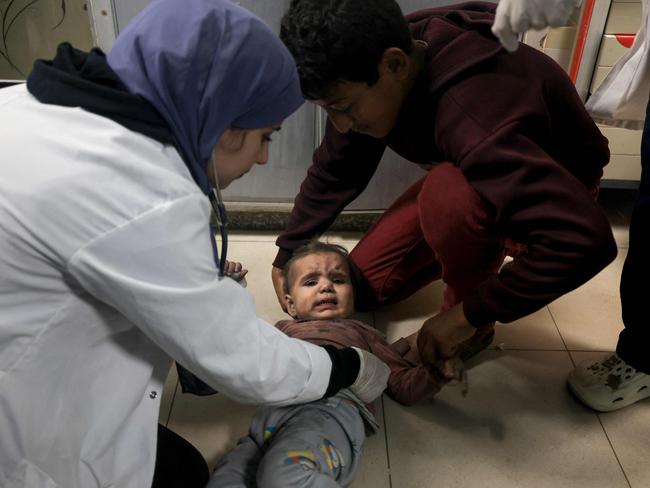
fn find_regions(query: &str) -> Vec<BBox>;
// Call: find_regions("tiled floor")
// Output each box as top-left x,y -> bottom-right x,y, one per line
160,190 -> 650,487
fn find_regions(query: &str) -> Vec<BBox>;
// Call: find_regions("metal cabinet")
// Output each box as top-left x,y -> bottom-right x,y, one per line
219,0 -> 317,204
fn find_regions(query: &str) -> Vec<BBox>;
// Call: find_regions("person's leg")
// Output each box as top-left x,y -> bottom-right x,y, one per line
416,163 -> 506,314
351,163 -> 506,313
568,94 -> 650,412
255,397 -> 366,488
350,175 -> 441,310
208,435 -> 262,488
617,94 -> 650,374
152,424 -> 209,488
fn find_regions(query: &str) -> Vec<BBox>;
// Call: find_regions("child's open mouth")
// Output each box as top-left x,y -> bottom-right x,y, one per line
315,298 -> 338,308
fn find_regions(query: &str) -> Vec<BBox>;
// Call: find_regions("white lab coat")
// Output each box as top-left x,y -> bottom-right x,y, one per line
585,0 -> 650,128
0,84 -> 331,487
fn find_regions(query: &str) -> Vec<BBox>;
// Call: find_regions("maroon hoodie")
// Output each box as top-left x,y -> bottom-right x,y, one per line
275,2 -> 616,325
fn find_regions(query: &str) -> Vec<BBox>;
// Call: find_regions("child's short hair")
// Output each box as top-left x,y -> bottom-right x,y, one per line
283,240 -> 362,295
280,0 -> 412,100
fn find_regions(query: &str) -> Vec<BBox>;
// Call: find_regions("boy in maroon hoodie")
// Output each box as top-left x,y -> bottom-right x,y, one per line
272,0 -> 617,374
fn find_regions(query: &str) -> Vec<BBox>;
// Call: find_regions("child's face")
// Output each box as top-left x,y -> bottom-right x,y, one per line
285,252 -> 355,320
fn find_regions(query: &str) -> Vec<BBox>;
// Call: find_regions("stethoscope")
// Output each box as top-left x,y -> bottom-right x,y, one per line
208,156 -> 228,277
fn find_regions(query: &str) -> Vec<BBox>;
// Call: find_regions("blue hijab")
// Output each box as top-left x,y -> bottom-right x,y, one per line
106,0 -> 304,193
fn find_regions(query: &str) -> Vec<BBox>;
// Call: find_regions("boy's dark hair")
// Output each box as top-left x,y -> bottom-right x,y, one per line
283,240 -> 362,295
280,0 -> 413,100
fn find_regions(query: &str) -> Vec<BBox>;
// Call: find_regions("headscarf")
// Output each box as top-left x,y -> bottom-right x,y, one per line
106,0 -> 304,193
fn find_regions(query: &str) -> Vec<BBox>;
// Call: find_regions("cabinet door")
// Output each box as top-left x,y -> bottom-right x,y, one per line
219,0 -> 317,203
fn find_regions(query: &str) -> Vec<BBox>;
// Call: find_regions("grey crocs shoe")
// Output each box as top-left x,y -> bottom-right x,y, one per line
567,353 -> 650,412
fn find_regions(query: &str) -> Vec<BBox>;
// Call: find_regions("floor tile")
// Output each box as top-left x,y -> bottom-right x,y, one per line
602,200 -> 631,249
610,219 -> 630,249
548,248 -> 627,352
375,281 -> 565,351
167,392 -> 257,470
570,352 -> 650,488
374,281 -> 445,344
226,240 -> 290,325
228,230 -> 280,243
384,350 -> 628,488
494,307 -> 566,351
352,398 -> 390,488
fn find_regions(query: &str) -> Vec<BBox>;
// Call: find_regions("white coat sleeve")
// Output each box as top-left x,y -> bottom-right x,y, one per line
66,194 -> 332,406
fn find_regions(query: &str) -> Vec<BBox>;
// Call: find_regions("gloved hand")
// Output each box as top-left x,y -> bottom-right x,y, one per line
348,347 -> 390,403
492,0 -> 581,52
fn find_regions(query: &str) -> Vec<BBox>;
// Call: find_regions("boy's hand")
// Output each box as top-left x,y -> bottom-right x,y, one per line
435,356 -> 469,397
271,265 -> 288,312
224,260 -> 248,285
417,303 -> 476,379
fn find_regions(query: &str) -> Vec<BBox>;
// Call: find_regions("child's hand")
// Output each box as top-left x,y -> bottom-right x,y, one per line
224,260 -> 248,286
435,356 -> 468,397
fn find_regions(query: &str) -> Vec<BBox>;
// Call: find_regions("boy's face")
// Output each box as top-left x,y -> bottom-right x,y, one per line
315,48 -> 410,139
285,252 -> 355,320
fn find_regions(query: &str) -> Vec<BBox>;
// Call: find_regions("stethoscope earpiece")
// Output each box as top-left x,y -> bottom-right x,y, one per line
209,157 -> 229,277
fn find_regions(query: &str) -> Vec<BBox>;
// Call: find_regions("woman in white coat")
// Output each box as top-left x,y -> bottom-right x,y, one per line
0,0 -> 389,486
493,0 -> 650,412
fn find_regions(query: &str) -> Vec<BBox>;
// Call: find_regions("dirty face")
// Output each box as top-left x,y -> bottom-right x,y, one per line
285,252 -> 355,320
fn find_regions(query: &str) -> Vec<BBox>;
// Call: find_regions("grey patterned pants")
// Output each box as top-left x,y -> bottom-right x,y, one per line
208,392 -> 366,487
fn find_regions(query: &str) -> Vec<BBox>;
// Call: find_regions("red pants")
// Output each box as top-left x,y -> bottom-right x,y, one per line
351,163 -> 514,313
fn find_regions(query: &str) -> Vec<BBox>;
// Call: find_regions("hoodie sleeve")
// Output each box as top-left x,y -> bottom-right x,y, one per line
451,119 -> 617,325
364,330 -> 443,406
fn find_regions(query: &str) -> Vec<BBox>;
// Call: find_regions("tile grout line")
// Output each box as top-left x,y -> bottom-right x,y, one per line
595,413 -> 633,488
372,309 -> 394,487
546,306 -> 576,366
547,304 -> 631,487
380,394 -> 393,488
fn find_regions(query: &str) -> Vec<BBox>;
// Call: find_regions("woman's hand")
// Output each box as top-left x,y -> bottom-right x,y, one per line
271,265 -> 288,312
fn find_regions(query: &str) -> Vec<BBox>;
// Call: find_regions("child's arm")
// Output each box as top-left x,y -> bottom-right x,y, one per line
386,361 -> 445,406
365,332 -> 446,406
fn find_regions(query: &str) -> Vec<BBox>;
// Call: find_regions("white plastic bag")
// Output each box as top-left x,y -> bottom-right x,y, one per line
585,0 -> 650,129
